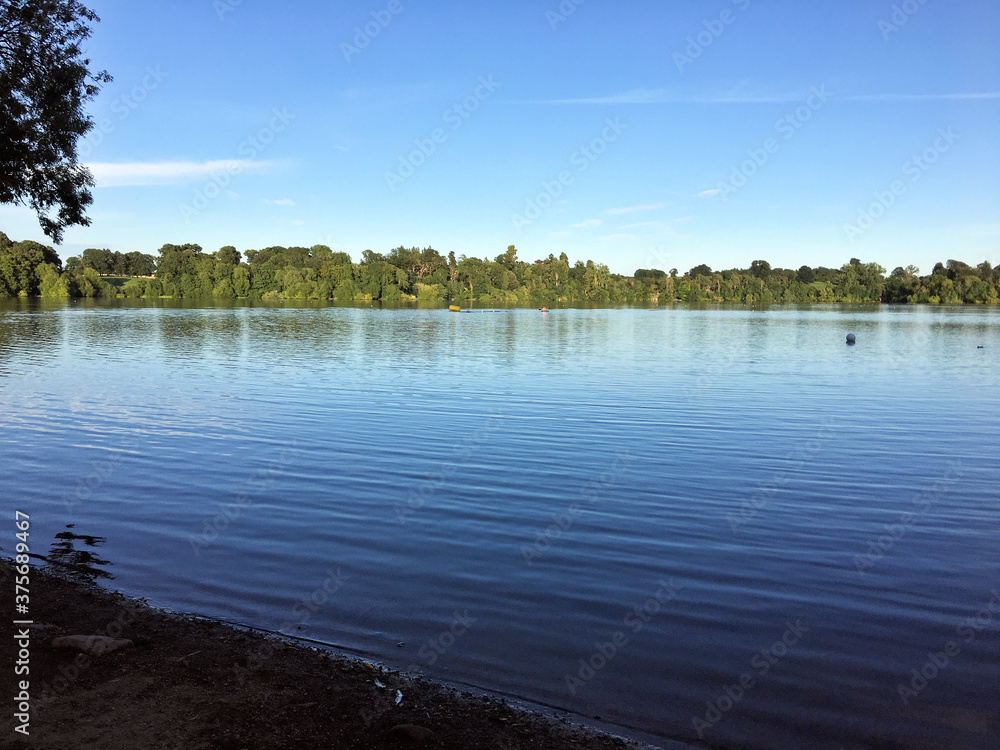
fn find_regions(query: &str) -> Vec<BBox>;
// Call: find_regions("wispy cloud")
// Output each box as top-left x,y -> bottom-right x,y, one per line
537,88 -> 676,105
535,88 -> 1000,105
86,160 -> 279,187
598,233 -> 636,243
535,88 -> 803,105
605,203 -> 669,216
696,189 -> 722,198
572,219 -> 603,228
264,198 -> 296,207
619,221 -> 662,229
839,92 -> 1000,101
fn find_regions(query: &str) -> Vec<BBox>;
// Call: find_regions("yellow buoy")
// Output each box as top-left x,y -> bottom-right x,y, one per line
449,305 -> 461,312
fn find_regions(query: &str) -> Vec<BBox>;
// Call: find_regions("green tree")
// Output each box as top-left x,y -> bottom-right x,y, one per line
0,0 -> 111,242
230,264 -> 251,297
689,264 -> 712,278
71,265 -> 112,297
81,247 -> 112,273
37,261 -> 70,296
124,251 -> 155,276
215,245 -> 241,265
495,245 -> 518,271
0,239 -> 62,295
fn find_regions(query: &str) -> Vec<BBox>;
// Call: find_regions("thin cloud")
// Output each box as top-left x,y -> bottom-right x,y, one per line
619,221 -> 662,229
839,92 -> 1000,101
598,233 -> 636,243
605,203 -> 669,216
572,219 -> 603,228
696,189 -> 722,198
535,89 -> 802,105
537,88 -> 675,105
536,88 -> 1000,105
86,160 -> 278,187
264,198 -> 296,207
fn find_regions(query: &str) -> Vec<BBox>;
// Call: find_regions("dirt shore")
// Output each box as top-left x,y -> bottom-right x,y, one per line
1,559 -> 675,750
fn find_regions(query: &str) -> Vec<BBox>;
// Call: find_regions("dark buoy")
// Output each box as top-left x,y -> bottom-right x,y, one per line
846,333 -> 856,345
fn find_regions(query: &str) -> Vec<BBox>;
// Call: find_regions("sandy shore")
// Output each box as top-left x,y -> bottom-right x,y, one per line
1,559 -> 686,750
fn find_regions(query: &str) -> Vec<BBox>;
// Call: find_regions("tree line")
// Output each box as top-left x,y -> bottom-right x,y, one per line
1,232 -> 998,305
70,248 -> 157,277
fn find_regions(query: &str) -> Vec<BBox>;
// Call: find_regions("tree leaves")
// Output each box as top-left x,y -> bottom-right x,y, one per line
0,0 -> 110,242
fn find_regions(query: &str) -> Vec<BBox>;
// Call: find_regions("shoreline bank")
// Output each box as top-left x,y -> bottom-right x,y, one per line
1,559 -> 696,750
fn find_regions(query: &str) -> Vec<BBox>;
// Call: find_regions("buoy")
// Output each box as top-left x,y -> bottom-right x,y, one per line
448,305 -> 461,312
846,333 -> 856,345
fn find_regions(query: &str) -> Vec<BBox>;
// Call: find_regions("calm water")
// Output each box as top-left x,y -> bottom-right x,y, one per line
2,300 -> 998,749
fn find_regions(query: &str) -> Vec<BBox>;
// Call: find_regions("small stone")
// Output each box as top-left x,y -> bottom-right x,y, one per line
387,723 -> 435,743
51,635 -> 133,655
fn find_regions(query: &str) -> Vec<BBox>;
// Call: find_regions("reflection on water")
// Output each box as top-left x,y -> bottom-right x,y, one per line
43,525 -> 113,582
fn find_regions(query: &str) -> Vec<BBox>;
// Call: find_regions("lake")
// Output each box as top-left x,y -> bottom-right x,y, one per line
1,299 -> 998,749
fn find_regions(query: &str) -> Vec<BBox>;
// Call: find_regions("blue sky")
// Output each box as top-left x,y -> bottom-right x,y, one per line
3,0 -> 998,275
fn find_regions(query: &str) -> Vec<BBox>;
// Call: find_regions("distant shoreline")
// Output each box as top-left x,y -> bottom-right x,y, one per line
3,234 -> 997,305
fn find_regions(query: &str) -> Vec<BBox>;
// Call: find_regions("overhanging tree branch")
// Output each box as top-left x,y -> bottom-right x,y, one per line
0,0 -> 111,243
